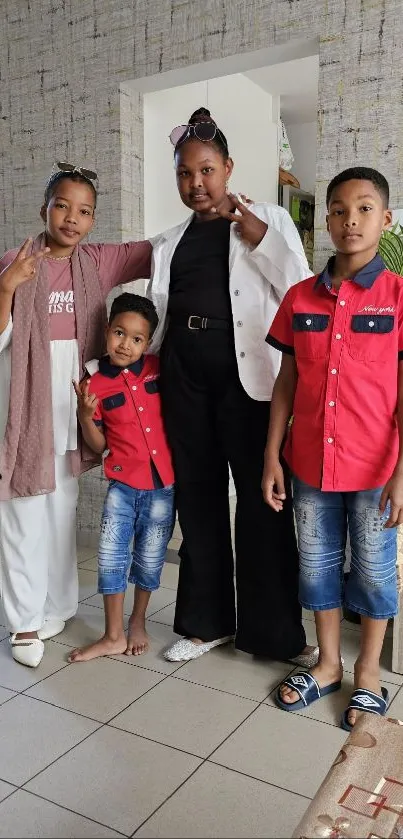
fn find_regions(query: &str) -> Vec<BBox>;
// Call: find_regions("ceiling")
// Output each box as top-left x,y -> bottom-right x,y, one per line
244,54 -> 319,125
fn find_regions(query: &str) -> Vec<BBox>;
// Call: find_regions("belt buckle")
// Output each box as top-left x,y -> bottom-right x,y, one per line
188,315 -> 207,330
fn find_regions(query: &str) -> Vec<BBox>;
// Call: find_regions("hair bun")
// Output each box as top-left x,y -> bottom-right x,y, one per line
188,107 -> 215,125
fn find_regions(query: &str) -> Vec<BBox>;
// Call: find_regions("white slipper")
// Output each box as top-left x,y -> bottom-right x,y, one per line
10,635 -> 44,668
290,646 -> 320,668
38,618 -> 66,641
290,647 -> 344,668
164,636 -> 234,662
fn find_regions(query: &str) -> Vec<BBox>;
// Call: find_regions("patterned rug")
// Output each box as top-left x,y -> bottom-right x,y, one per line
294,713 -> 403,838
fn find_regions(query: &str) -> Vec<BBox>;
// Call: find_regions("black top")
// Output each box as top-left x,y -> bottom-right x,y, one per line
168,216 -> 232,320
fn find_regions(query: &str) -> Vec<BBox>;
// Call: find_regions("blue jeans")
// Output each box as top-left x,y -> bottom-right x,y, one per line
293,477 -> 397,619
98,480 -> 175,595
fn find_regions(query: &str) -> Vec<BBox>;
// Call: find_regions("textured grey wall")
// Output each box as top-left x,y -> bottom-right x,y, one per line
1,0 -> 403,268
1,0 -> 402,540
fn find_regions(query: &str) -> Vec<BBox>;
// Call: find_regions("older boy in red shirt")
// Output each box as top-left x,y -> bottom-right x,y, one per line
263,167 -> 403,730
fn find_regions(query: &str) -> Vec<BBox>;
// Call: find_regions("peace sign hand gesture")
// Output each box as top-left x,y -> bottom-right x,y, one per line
213,193 -> 268,248
73,378 -> 99,421
0,238 -> 50,295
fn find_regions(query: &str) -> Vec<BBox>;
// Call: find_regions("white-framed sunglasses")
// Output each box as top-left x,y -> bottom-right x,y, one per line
169,122 -> 227,150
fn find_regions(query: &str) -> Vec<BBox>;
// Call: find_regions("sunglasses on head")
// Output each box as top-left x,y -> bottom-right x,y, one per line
56,161 -> 98,181
169,122 -> 227,149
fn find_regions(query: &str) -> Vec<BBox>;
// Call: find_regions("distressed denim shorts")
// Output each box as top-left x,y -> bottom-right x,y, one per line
293,477 -> 397,619
98,480 -> 175,595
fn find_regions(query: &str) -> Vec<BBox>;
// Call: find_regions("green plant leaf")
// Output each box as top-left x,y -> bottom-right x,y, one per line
379,226 -> 403,276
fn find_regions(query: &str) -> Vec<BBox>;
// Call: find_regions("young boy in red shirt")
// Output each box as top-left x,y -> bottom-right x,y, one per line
263,167 -> 403,729
69,293 -> 175,662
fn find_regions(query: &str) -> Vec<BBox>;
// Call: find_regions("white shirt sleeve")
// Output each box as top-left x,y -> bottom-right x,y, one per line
248,208 -> 313,302
0,315 -> 12,353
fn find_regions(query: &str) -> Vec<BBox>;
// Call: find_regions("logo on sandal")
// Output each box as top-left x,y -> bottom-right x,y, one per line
291,675 -> 308,688
354,694 -> 380,708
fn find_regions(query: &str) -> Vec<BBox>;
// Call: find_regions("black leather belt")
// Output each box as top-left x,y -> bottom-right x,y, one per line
170,315 -> 232,331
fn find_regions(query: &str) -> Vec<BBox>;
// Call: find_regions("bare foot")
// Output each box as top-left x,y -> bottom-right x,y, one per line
347,663 -> 382,728
125,619 -> 149,656
279,660 -> 343,705
68,634 -> 127,662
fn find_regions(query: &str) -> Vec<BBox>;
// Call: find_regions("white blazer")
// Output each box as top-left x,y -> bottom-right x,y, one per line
147,203 -> 313,401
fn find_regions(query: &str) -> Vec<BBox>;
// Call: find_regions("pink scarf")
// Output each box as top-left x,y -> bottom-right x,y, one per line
0,233 -> 106,499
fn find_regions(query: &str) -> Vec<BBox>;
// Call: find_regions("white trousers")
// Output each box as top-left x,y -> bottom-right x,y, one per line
0,455 -> 79,633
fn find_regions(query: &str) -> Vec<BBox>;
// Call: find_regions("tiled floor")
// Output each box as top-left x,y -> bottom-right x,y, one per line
0,545 -> 402,838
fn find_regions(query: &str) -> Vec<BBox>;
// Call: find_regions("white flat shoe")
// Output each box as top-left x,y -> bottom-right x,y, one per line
290,646 -> 320,668
289,647 -> 344,668
10,635 -> 44,668
38,618 -> 66,641
164,636 -> 234,662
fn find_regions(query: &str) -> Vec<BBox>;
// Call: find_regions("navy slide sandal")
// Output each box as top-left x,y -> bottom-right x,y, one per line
275,671 -> 342,712
341,686 -> 389,732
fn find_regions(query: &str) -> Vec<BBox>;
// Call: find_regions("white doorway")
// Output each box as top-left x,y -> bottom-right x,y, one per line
121,37 -> 320,241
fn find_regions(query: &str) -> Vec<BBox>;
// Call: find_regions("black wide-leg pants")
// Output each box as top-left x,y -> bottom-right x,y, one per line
160,327 -> 306,660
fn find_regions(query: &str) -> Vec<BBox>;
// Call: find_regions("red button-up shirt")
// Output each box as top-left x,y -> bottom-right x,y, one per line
90,354 -> 174,490
267,256 -> 403,491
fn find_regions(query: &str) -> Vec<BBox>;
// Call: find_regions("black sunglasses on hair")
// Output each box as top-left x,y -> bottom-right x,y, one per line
56,161 -> 98,181
169,122 -> 227,150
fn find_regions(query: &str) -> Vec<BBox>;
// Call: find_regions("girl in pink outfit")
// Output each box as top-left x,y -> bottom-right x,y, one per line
0,164 -> 151,667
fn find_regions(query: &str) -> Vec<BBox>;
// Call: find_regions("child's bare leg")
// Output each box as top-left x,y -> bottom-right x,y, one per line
68,593 -> 127,662
280,608 -> 343,703
126,587 -> 151,656
347,616 -> 388,727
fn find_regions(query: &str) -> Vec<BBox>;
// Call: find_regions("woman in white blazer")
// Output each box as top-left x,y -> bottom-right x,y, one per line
147,107 -> 318,666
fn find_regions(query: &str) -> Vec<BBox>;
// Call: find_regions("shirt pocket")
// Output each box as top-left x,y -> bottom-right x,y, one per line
102,392 -> 126,410
101,392 -> 134,426
292,313 -> 330,359
348,314 -> 395,362
144,379 -> 160,395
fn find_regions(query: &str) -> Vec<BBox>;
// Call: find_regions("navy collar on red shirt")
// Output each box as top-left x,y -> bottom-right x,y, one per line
98,355 -> 145,379
315,253 -> 385,291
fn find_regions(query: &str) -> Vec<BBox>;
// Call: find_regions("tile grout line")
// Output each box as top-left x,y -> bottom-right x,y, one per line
17,720 -> 109,793
170,670 -> 270,702
129,673 -> 308,837
387,679 -> 403,711
129,761 -> 208,838
205,757 -> 317,802
131,681 -> 271,835
0,786 -> 130,837
103,659 -> 244,728
0,659 -> 73,698
18,692 -> 113,726
18,655 -> 185,727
